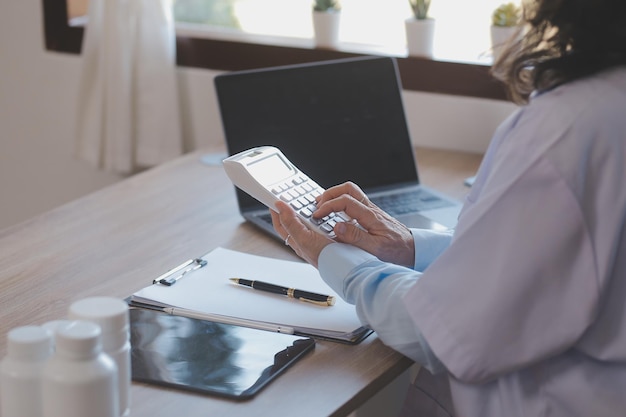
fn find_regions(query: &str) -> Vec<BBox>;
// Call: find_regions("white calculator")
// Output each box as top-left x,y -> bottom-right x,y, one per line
223,146 -> 352,238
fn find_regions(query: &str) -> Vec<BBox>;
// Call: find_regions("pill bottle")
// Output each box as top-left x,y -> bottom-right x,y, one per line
68,296 -> 131,416
41,320 -> 71,345
0,325 -> 53,417
42,320 -> 71,333
41,320 -> 118,417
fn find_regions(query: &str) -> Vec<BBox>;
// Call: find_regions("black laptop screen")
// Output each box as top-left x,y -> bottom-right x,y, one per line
215,56 -> 420,210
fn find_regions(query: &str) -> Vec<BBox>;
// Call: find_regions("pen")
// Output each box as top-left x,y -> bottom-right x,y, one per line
162,306 -> 295,334
229,278 -> 336,306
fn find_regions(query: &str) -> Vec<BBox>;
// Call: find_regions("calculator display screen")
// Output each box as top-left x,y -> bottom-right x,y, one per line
246,153 -> 294,185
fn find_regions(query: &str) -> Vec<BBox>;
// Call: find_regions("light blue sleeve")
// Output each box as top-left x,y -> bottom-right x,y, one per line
411,228 -> 454,271
318,243 -> 447,374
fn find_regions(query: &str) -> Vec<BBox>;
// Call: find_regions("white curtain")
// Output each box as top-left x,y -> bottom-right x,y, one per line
75,0 -> 182,174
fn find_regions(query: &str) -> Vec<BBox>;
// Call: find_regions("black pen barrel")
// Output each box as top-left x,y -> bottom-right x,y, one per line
252,280 -> 289,296
237,278 -> 333,305
292,289 -> 329,302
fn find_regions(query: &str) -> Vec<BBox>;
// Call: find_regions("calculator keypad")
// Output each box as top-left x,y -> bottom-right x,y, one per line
271,175 -> 350,238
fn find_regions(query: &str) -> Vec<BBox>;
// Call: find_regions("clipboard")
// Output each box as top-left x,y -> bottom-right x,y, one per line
128,247 -> 372,344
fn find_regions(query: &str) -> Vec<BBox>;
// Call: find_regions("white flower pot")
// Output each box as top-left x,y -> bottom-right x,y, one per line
405,18 -> 435,58
490,25 -> 519,61
312,10 -> 341,48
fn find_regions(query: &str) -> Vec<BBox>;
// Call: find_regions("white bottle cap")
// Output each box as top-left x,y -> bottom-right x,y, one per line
68,297 -> 129,350
42,320 -> 72,336
55,321 -> 102,360
7,326 -> 52,361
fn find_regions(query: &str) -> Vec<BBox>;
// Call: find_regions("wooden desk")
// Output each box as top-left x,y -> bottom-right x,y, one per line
0,147 -> 482,417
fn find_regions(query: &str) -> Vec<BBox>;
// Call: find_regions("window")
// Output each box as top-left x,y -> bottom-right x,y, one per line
47,0 -> 509,101
69,0 -> 520,63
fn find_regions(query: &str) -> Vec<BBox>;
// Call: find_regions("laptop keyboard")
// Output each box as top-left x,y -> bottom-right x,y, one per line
369,189 -> 453,215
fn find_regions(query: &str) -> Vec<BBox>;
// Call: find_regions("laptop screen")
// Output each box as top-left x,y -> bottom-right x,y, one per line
215,56 -> 420,211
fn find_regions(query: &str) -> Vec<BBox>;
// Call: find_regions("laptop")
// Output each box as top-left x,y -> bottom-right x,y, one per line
214,56 -> 462,241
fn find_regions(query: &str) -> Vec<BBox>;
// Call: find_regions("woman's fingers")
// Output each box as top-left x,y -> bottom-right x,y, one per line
317,182 -> 367,207
314,193 -> 381,232
314,185 -> 416,266
271,201 -> 333,267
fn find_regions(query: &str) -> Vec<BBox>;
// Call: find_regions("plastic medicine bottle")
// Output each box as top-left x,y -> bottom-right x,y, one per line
68,296 -> 131,417
41,320 -> 119,417
0,325 -> 53,417
41,320 -> 71,340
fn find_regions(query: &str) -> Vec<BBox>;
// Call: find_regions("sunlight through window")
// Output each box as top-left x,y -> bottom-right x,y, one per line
68,0 -> 522,63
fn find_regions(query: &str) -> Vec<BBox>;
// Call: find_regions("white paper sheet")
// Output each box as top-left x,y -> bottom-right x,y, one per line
131,248 -> 364,335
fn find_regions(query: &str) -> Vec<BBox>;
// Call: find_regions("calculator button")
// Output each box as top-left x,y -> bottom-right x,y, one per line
337,212 -> 351,221
311,217 -> 324,225
300,207 -> 313,218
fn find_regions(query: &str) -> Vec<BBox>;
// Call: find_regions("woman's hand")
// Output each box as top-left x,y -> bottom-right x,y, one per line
315,182 -> 415,267
272,181 -> 415,268
270,201 -> 334,268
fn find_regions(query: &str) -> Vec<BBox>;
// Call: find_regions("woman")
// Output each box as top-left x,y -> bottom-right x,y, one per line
271,0 -> 626,416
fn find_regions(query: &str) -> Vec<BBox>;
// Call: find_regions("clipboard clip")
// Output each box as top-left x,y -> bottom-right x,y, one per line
153,258 -> 207,286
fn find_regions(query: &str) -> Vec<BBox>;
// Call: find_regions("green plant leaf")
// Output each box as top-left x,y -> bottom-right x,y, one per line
492,2 -> 521,27
408,0 -> 431,20
313,0 -> 341,12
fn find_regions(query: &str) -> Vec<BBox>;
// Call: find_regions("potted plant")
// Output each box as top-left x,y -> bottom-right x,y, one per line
405,0 -> 435,58
312,0 -> 341,48
490,2 -> 522,61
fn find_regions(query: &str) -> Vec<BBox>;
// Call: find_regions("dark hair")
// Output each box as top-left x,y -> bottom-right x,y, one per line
491,0 -> 626,104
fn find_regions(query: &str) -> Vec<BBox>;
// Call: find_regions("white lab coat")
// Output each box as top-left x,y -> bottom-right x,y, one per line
318,66 -> 626,417
406,66 -> 626,416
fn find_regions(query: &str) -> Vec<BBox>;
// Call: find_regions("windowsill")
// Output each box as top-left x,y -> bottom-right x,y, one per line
174,22 -> 494,67
44,0 -> 509,101
71,17 -> 493,67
